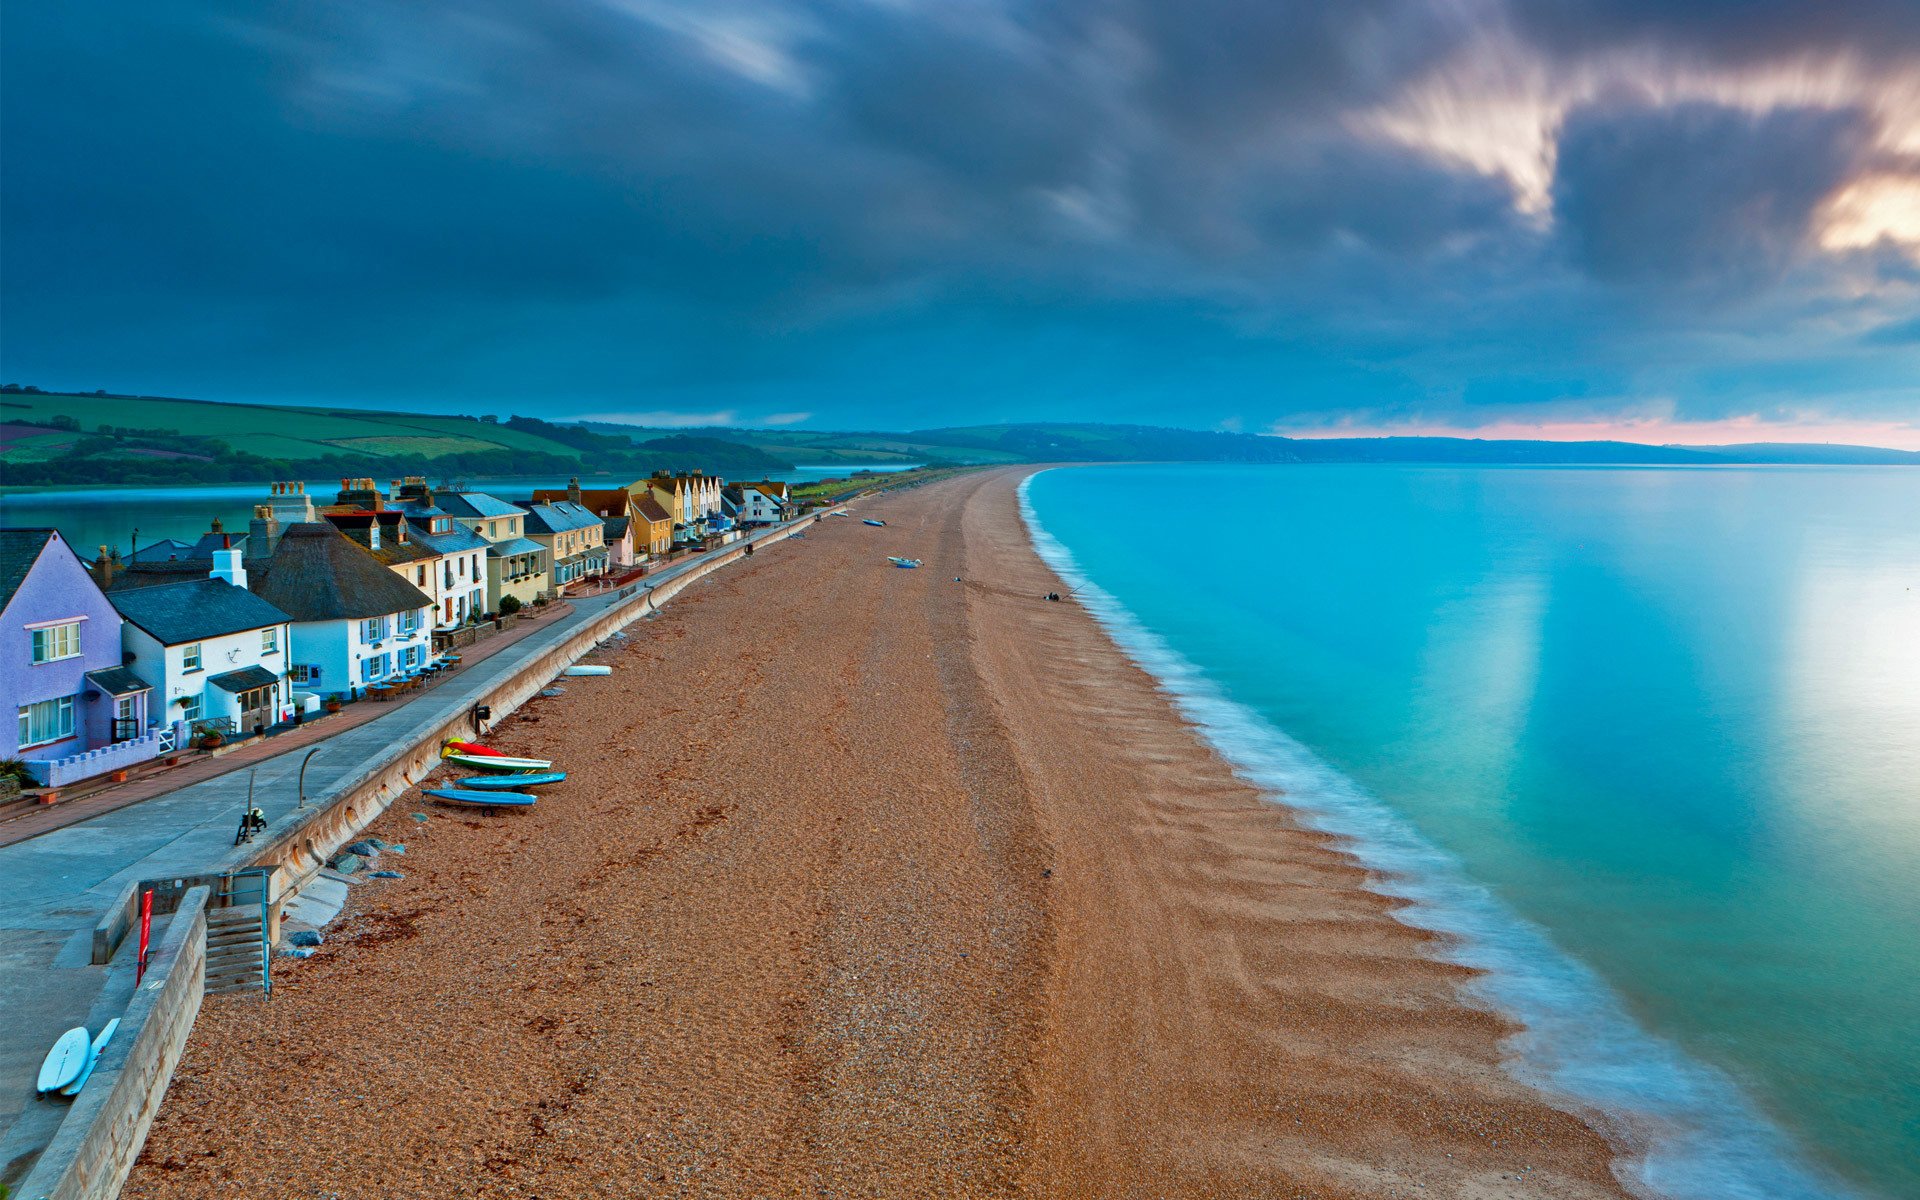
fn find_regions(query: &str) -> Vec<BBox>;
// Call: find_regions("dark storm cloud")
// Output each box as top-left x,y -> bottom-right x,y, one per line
1513,0 -> 1920,64
1552,98 -> 1875,288
1,0 -> 1915,431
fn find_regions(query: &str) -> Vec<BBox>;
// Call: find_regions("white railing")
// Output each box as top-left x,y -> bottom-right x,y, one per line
28,722 -> 180,787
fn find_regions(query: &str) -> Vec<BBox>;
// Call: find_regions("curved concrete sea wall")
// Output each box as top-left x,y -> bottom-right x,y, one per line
17,888 -> 208,1200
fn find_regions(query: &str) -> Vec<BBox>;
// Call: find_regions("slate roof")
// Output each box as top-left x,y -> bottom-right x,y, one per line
435,492 -> 524,519
110,578 -> 292,645
209,665 -> 279,693
516,500 -> 603,535
602,517 -> 631,540
85,665 -> 152,695
486,536 -> 546,557
406,519 -> 492,556
0,528 -> 56,614
632,495 -> 673,525
250,523 -> 433,622
531,487 -> 630,517
130,538 -> 195,563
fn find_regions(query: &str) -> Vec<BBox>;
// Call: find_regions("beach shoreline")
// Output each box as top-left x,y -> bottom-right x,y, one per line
124,466 -> 1630,1198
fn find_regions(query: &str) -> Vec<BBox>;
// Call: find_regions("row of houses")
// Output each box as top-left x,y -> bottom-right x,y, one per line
3,474 -> 796,786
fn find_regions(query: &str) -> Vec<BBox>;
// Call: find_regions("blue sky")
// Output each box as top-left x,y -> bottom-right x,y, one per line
4,1 -> 1919,445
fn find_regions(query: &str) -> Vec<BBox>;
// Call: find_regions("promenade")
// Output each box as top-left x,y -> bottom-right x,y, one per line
0,532 -> 785,1189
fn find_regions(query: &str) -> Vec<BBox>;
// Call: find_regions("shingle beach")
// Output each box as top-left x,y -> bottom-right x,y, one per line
125,468 -> 1630,1199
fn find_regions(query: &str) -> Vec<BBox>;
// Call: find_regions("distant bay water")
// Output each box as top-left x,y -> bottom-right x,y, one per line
0,464 -> 920,555
1024,463 -> 1919,1200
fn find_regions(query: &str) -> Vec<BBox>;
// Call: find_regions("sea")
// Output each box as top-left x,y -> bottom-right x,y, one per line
0,464 -> 920,556
1022,463 -> 1919,1200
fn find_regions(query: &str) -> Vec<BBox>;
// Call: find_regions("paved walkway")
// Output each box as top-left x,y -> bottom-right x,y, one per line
0,602 -> 578,850
0,530 -> 788,1184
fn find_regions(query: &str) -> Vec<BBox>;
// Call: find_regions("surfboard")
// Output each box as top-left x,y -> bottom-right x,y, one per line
562,665 -> 611,676
441,751 -> 553,773
37,1027 -> 92,1093
59,1019 -> 121,1097
457,772 -> 566,789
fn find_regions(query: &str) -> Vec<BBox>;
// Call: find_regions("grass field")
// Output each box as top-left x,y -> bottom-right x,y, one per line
0,393 -> 585,463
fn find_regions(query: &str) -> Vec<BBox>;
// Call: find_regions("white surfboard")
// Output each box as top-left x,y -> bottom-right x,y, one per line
37,1027 -> 92,1093
59,1018 -> 121,1097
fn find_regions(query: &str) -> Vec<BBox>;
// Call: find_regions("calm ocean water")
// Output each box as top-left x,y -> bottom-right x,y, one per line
1024,464 -> 1919,1200
0,465 -> 916,555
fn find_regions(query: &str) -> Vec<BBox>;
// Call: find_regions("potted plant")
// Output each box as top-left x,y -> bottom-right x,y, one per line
324,695 -> 344,714
198,730 -> 224,751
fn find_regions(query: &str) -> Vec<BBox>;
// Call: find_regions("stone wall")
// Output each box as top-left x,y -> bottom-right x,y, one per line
17,887 -> 208,1200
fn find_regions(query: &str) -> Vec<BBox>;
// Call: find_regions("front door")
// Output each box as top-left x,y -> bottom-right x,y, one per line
238,685 -> 275,733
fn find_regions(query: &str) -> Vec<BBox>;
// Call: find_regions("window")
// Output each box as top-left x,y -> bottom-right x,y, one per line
399,610 -> 421,635
180,694 -> 203,723
416,565 -> 427,585
362,653 -> 388,682
261,626 -> 279,654
182,642 -> 202,671
30,621 -> 82,664
290,664 -> 319,684
488,521 -> 498,537
18,695 -> 77,747
361,617 -> 386,643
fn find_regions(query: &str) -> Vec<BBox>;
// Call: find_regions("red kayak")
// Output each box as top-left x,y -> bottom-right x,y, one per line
444,739 -> 507,758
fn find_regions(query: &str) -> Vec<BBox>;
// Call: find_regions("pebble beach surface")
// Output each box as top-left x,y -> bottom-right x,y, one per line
124,469 -> 1631,1199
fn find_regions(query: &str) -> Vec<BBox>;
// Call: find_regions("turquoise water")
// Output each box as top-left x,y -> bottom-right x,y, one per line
1024,464 -> 1920,1200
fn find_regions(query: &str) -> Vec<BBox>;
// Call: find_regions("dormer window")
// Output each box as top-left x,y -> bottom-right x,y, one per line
368,524 -> 381,550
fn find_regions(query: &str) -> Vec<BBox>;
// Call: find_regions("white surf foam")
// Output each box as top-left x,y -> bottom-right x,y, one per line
1018,472 -> 1862,1200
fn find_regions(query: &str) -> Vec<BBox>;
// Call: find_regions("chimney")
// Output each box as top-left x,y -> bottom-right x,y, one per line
567,476 -> 583,506
211,534 -> 248,590
249,504 -> 281,557
96,545 -> 114,589
210,516 -> 224,534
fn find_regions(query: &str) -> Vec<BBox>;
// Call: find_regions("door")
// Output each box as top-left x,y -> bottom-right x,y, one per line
238,685 -> 275,733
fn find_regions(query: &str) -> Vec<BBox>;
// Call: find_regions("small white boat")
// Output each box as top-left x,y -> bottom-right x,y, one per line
562,665 -> 611,677
60,1019 -> 121,1097
38,1027 -> 92,1094
441,750 -> 554,773
888,557 -> 922,569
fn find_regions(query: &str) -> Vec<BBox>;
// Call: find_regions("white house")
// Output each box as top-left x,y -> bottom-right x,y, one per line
248,523 -> 436,701
726,482 -> 788,526
108,544 -> 295,736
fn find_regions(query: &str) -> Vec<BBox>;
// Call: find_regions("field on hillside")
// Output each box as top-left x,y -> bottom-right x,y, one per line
0,393 -> 584,462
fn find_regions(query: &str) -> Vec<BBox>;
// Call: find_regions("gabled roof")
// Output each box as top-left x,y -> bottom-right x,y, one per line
602,517 -> 631,539
632,495 -> 673,524
130,538 -> 196,563
517,500 -> 602,535
434,492 -> 524,519
209,665 -> 279,693
110,578 -> 292,645
405,519 -> 491,555
250,523 -> 433,622
0,528 -> 56,613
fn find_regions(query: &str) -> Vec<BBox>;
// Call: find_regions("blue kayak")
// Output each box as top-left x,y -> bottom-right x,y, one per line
458,772 -> 566,789
426,788 -> 536,808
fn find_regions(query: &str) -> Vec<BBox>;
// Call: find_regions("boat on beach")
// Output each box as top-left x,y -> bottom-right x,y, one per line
457,772 -> 566,789
888,557 -> 922,568
444,739 -> 507,757
441,750 -> 554,773
863,519 -> 887,526
426,787 -> 537,808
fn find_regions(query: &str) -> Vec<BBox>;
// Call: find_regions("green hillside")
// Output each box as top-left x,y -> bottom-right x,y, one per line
0,390 -> 790,486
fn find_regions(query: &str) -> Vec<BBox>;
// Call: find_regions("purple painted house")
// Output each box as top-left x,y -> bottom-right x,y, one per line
2,528 -> 157,784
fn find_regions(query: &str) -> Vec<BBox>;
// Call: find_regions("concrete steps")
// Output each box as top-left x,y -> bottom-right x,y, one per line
204,906 -> 268,995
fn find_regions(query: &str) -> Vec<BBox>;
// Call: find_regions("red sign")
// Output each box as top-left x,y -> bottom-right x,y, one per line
135,889 -> 154,985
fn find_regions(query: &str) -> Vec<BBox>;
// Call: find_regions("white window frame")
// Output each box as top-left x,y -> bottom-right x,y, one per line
29,621 -> 83,664
361,616 -> 386,644
181,693 -> 203,722
181,642 -> 202,671
18,694 -> 77,747
261,626 -> 279,654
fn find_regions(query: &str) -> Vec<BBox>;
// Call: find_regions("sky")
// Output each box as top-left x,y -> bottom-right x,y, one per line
4,0 -> 1919,446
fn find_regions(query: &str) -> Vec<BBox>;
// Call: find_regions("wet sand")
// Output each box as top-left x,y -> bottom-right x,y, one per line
125,467 -> 1631,1199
